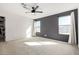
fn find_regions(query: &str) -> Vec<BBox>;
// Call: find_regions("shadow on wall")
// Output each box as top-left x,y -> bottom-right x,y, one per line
26,25 -> 32,38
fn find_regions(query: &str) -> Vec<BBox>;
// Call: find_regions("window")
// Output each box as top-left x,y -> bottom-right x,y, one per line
34,21 -> 41,33
58,15 -> 71,34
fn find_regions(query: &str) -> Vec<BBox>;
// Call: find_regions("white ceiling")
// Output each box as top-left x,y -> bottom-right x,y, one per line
0,3 -> 79,19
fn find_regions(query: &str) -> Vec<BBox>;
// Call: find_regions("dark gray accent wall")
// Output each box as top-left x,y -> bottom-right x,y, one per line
34,9 -> 78,43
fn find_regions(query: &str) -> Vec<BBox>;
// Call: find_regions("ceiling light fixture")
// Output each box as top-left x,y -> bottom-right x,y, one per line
21,3 -> 43,14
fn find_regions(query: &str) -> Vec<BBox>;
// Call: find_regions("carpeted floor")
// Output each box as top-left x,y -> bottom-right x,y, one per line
0,37 -> 79,55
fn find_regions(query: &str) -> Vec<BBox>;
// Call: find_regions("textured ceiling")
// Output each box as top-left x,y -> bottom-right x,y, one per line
0,3 -> 79,19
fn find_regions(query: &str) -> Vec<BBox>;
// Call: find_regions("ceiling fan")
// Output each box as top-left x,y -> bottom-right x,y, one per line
21,3 -> 43,13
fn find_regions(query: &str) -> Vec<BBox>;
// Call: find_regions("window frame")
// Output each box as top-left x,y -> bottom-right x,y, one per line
58,15 -> 71,35
34,20 -> 41,33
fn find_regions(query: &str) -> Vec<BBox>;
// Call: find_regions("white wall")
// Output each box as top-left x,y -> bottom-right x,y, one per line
0,8 -> 33,41
6,13 -> 33,41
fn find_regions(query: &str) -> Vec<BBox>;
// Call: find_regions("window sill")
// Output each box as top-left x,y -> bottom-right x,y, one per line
59,33 -> 70,35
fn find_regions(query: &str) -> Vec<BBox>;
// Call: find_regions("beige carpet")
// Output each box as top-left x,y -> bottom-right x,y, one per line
0,37 -> 79,55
